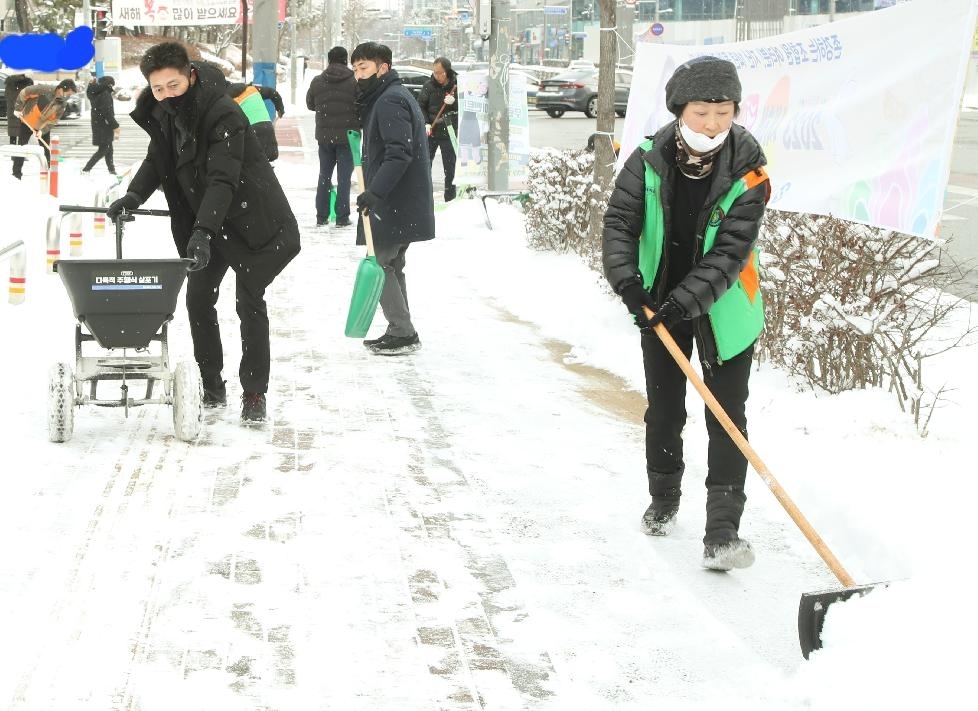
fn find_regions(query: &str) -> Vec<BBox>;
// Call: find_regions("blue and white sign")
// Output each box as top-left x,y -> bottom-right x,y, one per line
403,25 -> 435,40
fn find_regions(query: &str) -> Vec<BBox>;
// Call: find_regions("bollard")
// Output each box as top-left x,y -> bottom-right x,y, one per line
49,135 -> 60,197
46,214 -> 61,273
68,212 -> 83,256
92,213 -> 105,239
2,241 -> 26,305
93,194 -> 106,239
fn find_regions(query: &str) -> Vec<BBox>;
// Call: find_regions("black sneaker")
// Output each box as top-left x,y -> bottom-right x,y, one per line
702,538 -> 755,571
444,185 -> 457,202
202,374 -> 227,407
316,217 -> 328,226
241,392 -> 267,422
335,216 -> 352,227
362,331 -> 390,347
368,333 -> 421,356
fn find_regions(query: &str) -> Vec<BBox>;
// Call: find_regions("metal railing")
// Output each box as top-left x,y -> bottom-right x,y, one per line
0,144 -> 49,194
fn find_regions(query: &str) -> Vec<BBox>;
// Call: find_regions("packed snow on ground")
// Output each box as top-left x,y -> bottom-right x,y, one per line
0,95 -> 976,710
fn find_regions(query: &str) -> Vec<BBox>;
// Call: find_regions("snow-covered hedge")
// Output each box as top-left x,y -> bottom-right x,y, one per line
758,211 -> 970,428
523,147 -> 612,274
522,148 -> 971,428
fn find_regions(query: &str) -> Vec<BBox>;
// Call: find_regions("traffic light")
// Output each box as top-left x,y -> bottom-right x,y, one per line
95,10 -> 109,39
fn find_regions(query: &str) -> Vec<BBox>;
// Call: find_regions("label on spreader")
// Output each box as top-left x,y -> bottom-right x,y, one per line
91,269 -> 163,291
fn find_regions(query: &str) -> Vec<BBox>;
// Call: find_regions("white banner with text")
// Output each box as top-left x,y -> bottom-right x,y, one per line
621,0 -> 978,238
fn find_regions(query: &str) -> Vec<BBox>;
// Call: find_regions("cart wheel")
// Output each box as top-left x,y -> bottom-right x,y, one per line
173,362 -> 203,442
48,362 -> 75,443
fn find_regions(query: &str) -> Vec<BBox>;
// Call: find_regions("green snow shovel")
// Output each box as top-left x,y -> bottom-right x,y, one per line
344,129 -> 385,338
641,306 -> 892,659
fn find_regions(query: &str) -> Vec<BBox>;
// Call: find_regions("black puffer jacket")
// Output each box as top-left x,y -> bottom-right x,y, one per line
355,69 -> 435,247
87,77 -> 119,145
603,121 -> 767,318
417,70 -> 458,140
306,63 -> 359,145
128,79 -> 300,289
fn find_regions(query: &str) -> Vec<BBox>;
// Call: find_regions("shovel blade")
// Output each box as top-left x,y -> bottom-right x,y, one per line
798,582 -> 888,659
345,256 -> 386,338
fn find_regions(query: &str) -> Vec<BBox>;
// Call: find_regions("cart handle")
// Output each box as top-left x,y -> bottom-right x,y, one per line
59,205 -> 171,217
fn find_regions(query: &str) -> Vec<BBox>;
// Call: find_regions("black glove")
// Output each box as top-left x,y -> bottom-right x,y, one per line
356,190 -> 381,214
646,296 -> 686,331
105,191 -> 141,222
186,228 -> 212,272
619,280 -> 657,330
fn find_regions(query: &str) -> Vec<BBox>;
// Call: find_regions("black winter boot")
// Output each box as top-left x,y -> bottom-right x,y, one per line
702,485 -> 754,570
641,467 -> 684,535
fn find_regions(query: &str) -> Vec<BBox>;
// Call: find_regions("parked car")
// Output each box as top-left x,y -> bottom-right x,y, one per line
535,69 -> 632,119
396,66 -> 430,100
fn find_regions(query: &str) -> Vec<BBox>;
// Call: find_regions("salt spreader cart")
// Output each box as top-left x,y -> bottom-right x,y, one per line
49,205 -> 202,443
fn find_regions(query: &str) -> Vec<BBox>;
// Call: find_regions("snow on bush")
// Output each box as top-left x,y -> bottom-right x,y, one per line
524,147 -> 612,274
758,211 -> 973,430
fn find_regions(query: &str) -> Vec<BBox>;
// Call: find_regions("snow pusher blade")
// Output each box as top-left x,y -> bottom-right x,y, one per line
642,306 -> 895,659
344,129 -> 386,338
798,582 -> 891,658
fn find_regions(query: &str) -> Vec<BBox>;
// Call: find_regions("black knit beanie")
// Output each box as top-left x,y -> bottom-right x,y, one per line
665,56 -> 741,117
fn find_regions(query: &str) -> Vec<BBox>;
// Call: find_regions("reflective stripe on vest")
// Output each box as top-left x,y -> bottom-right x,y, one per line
235,86 -> 271,126
638,138 -> 769,361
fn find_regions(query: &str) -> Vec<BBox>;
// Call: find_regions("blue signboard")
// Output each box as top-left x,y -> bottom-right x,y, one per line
403,26 -> 435,40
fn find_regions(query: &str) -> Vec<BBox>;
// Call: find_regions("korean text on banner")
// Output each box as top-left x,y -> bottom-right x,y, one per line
620,0 -> 978,239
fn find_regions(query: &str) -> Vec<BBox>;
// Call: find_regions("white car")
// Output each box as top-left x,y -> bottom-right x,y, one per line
567,60 -> 596,69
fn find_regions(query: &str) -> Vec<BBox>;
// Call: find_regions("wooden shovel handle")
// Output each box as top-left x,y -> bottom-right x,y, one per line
353,164 -> 377,258
644,306 -> 857,587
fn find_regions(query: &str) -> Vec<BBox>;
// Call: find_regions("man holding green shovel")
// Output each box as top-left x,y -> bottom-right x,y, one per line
351,42 -> 435,355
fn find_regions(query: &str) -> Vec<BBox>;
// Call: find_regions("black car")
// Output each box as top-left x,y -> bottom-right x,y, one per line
396,66 -> 430,101
536,69 -> 632,119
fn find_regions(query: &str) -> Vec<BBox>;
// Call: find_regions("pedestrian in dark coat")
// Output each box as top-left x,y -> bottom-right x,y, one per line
602,57 -> 770,571
306,45 -> 360,227
5,72 -> 34,177
417,57 -> 458,201
106,42 -> 300,423
81,75 -> 120,174
351,41 -> 435,356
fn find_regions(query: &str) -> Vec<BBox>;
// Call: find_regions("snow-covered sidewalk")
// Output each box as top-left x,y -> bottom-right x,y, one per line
1,139 -> 976,710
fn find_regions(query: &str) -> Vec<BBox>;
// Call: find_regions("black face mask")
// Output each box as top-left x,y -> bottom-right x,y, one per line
164,90 -> 192,112
356,73 -> 381,96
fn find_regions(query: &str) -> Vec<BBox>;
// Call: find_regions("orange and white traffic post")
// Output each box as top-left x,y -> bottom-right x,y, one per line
49,135 -> 59,197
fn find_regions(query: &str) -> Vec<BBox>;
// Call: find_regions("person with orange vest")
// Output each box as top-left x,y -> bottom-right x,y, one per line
11,78 -> 77,178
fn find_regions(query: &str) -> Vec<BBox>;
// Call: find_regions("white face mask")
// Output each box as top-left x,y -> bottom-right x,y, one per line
679,119 -> 729,154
